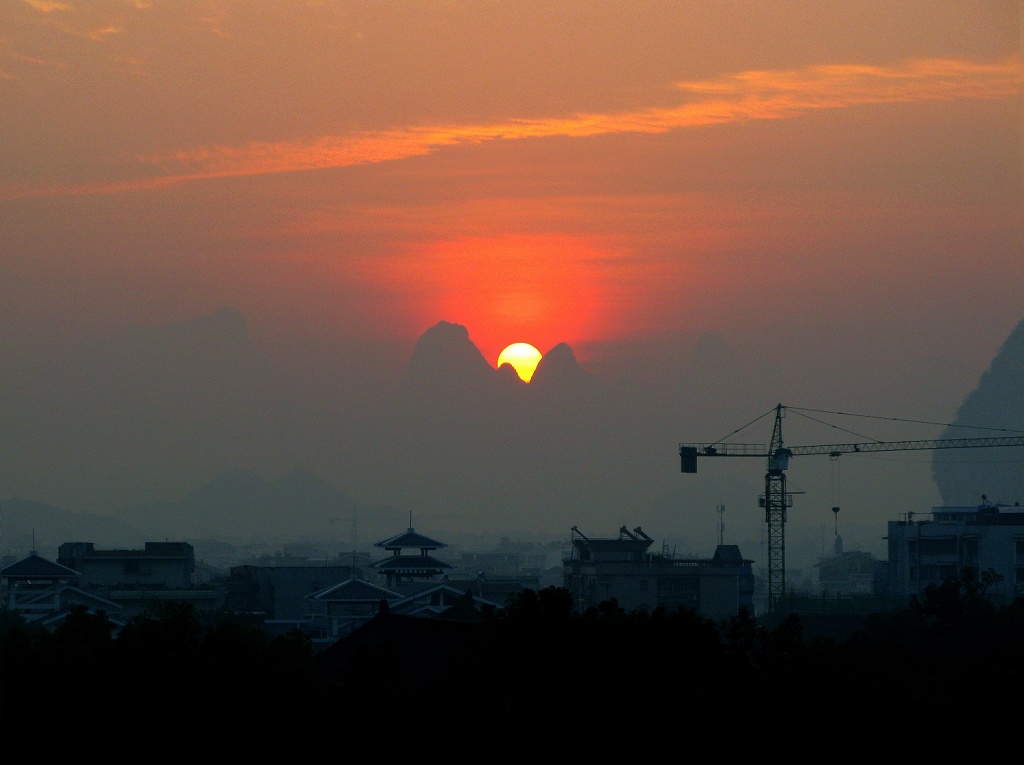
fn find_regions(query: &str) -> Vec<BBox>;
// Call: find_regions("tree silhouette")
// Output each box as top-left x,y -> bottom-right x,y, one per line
5,576 -> 1024,736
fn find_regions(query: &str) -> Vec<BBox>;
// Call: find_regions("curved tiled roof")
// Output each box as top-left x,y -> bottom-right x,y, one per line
371,554 -> 453,572
308,578 -> 402,603
374,527 -> 447,551
0,552 -> 80,580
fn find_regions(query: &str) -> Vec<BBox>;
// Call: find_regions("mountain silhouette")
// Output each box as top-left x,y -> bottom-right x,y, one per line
114,467 -> 361,543
0,498 -> 143,558
0,313 -> 746,546
363,321 -> 666,535
530,342 -> 596,392
932,317 -> 1024,506
404,321 -> 500,386
9,308 -> 1019,562
0,306 -> 279,513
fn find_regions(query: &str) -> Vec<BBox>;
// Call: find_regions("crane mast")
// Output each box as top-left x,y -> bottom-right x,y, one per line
764,404 -> 789,614
680,403 -> 1024,616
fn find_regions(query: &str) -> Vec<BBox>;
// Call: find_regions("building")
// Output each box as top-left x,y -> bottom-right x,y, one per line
814,534 -> 883,598
225,562 -> 354,623
447,536 -> 567,590
0,550 -> 125,629
305,523 -> 507,641
454,536 -> 558,578
563,525 -> 755,620
886,497 -> 1024,601
55,541 -> 222,619
388,580 -> 501,618
57,541 -> 196,588
371,524 -> 454,587
446,573 -> 542,606
306,577 -> 402,640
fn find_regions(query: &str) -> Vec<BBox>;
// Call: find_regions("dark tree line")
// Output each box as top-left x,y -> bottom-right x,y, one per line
3,570 -> 1023,739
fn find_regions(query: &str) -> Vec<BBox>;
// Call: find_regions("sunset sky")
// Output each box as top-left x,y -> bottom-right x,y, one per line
1,1 -> 1021,549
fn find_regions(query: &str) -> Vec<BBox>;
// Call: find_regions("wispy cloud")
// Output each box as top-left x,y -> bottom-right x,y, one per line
4,56 -> 1018,200
137,58 -> 1024,177
86,25 -> 121,41
24,0 -> 71,12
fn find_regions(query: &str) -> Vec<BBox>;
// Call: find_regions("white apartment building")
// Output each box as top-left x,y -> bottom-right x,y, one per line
886,497 -> 1024,600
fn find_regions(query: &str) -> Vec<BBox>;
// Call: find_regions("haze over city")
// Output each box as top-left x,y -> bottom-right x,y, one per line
1,1 -> 1021,568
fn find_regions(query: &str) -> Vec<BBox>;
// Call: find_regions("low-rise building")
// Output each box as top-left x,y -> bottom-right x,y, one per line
563,525 -> 755,619
230,565 -> 358,626
55,541 -> 222,619
1,550 -> 125,629
57,541 -> 196,588
815,545 -> 883,598
886,497 -> 1024,601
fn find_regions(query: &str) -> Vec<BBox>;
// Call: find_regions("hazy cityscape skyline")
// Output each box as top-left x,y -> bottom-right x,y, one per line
3,310 -> 1022,580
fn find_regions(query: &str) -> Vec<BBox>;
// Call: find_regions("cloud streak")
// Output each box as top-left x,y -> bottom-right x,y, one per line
2,56 -> 1017,201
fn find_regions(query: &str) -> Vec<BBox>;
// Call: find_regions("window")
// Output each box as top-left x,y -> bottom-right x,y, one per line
919,538 -> 957,556
960,538 -> 979,564
124,560 -> 140,574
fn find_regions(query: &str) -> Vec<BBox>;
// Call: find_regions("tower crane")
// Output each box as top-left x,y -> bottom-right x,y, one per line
680,403 -> 1024,615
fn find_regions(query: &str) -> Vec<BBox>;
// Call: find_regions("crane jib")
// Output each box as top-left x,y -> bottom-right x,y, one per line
680,436 -> 1024,472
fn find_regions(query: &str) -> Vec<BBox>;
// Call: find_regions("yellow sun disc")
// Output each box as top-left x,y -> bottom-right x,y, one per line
497,343 -> 542,382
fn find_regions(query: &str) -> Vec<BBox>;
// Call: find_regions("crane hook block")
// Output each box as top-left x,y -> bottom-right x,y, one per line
680,446 -> 698,473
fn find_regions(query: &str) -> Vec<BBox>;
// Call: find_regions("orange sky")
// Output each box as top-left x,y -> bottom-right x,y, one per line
1,1 -> 1020,375
0,0 -> 1022,549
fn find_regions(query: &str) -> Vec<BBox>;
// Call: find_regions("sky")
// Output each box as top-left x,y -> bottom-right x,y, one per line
1,1 -> 1021,562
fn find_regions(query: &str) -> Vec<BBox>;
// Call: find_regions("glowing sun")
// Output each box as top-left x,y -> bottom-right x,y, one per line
497,343 -> 543,383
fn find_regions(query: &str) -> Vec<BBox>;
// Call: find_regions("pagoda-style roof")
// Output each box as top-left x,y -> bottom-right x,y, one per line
0,552 -> 80,580
308,578 -> 401,604
372,554 -> 453,573
375,527 -> 447,552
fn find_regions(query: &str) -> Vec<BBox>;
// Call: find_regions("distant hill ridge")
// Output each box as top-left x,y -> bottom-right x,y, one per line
932,317 -> 1024,506
3,311 -> 1022,558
